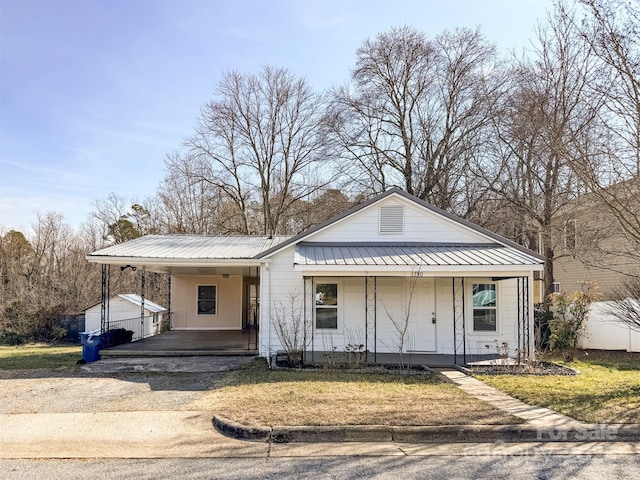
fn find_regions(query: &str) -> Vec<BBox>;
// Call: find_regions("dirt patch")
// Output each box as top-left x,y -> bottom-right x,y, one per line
0,356 -> 255,414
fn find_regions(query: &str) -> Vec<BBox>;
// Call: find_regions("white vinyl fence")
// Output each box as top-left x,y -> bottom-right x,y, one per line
578,301 -> 640,352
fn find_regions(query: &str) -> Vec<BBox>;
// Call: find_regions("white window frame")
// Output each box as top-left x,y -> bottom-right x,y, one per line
196,284 -> 218,316
314,278 -> 342,331
467,280 -> 500,334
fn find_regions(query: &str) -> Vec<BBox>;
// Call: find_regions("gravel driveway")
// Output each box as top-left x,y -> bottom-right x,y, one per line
0,357 -> 255,414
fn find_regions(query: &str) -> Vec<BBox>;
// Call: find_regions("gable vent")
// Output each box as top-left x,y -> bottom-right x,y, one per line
379,205 -> 404,234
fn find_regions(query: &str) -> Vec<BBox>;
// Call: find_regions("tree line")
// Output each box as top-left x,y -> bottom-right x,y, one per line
1,0 -> 638,342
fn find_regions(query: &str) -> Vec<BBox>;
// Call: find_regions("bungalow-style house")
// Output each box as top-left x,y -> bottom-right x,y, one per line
87,188 -> 544,365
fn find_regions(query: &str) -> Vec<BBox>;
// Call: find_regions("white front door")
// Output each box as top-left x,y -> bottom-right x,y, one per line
405,278 -> 436,352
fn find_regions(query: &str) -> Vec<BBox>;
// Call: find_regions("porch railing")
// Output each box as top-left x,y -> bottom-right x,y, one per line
102,314 -> 160,348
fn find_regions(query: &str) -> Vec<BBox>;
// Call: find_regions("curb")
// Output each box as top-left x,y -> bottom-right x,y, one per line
212,416 -> 640,443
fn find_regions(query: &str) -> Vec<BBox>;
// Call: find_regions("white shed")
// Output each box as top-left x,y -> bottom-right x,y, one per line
84,294 -> 166,342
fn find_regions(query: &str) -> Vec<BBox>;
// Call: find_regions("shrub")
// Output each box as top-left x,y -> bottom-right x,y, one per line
0,330 -> 27,346
1,301 -> 71,343
548,280 -> 600,361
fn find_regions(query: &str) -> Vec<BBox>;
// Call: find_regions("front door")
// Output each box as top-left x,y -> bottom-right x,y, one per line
405,278 -> 436,352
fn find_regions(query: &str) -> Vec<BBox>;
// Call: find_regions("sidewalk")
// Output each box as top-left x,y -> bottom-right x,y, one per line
435,369 -> 584,429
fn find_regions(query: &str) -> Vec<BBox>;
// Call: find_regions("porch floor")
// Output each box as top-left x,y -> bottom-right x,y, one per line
100,330 -> 258,357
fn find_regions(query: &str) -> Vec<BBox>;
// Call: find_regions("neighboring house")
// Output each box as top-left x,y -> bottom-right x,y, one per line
84,294 -> 167,341
551,181 -> 640,352
553,181 -> 640,299
87,188 -> 544,365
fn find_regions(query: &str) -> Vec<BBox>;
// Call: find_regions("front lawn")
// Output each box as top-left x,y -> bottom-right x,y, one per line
476,350 -> 640,424
0,344 -> 82,370
204,360 -> 522,427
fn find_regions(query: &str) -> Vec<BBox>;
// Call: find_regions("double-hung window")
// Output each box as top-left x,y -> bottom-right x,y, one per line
197,285 -> 217,315
472,283 -> 497,331
315,282 -> 338,329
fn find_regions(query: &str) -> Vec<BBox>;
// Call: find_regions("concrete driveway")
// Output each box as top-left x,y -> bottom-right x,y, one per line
0,356 -> 270,458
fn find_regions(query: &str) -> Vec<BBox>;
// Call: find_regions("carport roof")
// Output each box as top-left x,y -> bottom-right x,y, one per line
87,234 -> 291,263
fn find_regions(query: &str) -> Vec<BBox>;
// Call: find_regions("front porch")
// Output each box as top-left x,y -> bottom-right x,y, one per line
100,330 -> 258,357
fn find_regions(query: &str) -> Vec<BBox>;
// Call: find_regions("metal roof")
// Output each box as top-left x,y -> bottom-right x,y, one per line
84,294 -> 167,312
88,235 -> 291,261
116,294 -> 167,313
294,242 -> 545,267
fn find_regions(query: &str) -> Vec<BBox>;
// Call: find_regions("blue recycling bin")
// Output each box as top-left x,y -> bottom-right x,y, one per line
80,332 -> 102,362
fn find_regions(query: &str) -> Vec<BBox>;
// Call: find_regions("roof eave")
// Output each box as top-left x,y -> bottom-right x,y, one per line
86,255 -> 266,267
294,264 -> 544,274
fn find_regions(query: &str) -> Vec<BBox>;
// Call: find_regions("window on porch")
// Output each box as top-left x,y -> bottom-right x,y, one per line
472,283 -> 497,331
315,282 -> 338,329
197,285 -> 217,315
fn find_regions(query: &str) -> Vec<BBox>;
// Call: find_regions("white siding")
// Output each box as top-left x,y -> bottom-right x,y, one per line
85,297 -> 162,339
308,196 -> 490,244
262,245 -> 305,356
261,252 -> 532,357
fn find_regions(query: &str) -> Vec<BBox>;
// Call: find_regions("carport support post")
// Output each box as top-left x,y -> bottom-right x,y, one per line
167,275 -> 172,331
140,267 -> 145,338
100,264 -> 111,335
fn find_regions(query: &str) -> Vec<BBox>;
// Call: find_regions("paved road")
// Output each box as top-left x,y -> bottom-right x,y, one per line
2,454 -> 639,480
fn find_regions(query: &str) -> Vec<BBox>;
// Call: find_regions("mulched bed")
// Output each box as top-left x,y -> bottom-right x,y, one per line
469,361 -> 578,376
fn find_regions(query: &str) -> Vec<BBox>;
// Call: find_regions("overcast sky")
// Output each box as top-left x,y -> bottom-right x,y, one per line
0,0 -> 555,232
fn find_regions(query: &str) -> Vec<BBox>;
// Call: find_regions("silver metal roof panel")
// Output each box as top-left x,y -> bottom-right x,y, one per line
294,242 -> 544,267
88,235 -> 291,260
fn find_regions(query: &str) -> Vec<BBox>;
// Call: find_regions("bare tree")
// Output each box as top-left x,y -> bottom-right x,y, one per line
606,274 -> 640,331
186,66 -> 332,235
272,291 -> 308,366
328,26 -> 499,214
561,0 -> 640,254
486,3 -> 598,302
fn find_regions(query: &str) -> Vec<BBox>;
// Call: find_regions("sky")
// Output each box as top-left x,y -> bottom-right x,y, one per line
0,0 -> 555,233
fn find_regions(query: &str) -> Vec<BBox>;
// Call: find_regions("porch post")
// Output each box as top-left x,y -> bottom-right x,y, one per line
140,267 -> 146,340
167,274 -> 172,331
100,264 -> 111,335
517,277 -> 522,364
452,277 -> 466,365
303,276 -> 314,364
365,275 -> 377,364
524,275 -> 531,359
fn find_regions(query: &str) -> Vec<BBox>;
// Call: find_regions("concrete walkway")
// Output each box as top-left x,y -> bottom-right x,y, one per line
436,369 -> 584,428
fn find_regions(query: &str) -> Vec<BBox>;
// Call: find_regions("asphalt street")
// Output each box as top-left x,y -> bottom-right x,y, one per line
2,454 -> 639,480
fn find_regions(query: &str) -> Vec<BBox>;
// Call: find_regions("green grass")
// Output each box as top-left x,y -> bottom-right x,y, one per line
476,350 -> 640,424
201,359 -> 522,427
0,344 -> 82,370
